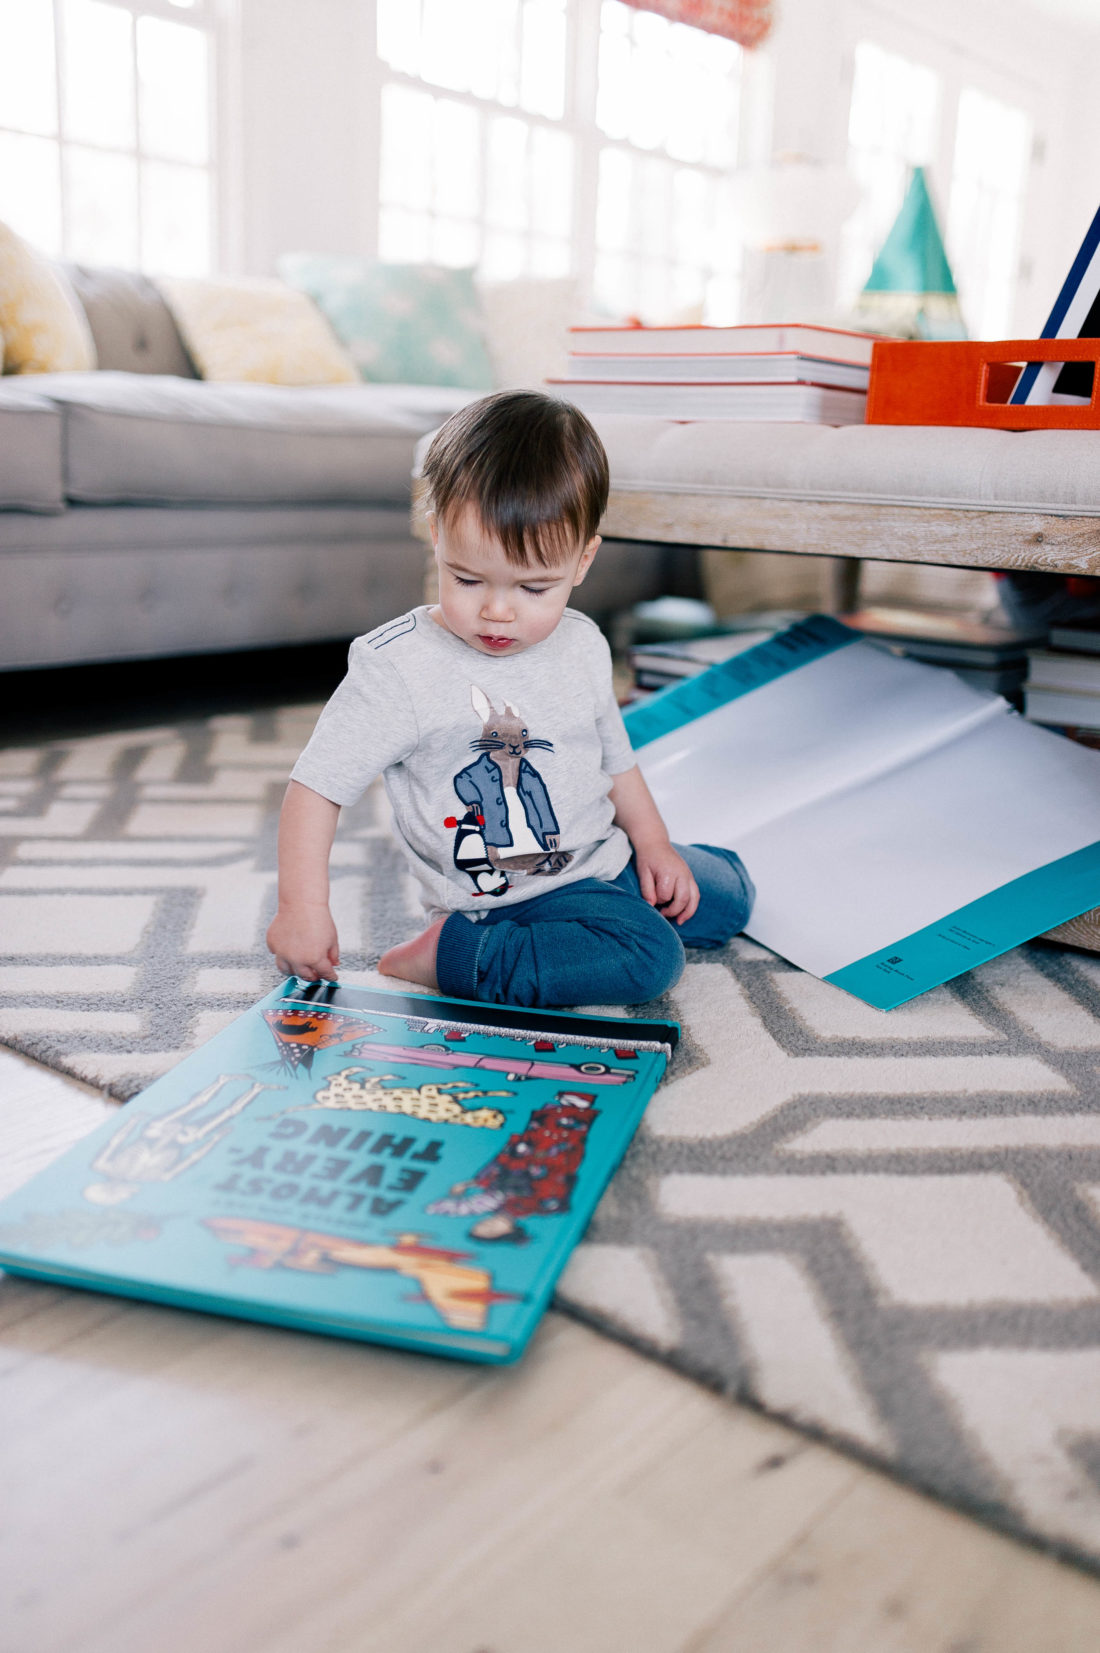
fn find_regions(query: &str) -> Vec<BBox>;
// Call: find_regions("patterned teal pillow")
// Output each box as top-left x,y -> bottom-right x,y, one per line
276,255 -> 493,389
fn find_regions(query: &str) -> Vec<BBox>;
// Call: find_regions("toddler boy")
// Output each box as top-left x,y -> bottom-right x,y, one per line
267,390 -> 753,1007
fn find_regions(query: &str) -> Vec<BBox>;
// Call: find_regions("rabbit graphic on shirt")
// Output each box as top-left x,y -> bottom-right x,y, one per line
448,685 -> 574,894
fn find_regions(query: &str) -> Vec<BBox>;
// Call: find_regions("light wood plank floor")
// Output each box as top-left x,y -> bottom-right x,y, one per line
4,1045 -> 1100,1653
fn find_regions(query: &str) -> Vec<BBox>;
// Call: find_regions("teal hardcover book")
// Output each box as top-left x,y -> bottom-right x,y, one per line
0,981 -> 677,1363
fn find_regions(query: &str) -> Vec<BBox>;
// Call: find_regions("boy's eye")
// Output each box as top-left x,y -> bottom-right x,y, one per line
521,585 -> 550,597
454,576 -> 479,587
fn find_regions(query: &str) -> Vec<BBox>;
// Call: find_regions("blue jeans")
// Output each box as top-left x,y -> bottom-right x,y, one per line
435,844 -> 755,1008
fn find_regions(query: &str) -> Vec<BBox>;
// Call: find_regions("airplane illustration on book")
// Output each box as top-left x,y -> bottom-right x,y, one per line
348,1042 -> 636,1083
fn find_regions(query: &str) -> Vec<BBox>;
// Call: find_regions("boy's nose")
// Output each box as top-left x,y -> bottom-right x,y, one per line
481,590 -> 514,621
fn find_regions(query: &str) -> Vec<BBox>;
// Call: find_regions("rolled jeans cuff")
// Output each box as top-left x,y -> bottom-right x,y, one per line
435,911 -> 485,999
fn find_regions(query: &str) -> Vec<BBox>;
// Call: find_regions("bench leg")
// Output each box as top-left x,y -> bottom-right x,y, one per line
826,556 -> 861,614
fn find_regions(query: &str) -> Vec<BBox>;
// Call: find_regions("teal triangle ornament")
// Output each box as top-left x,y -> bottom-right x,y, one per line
856,166 -> 967,339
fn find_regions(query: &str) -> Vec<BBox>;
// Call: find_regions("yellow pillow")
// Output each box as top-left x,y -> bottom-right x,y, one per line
0,219 -> 96,373
158,275 -> 358,385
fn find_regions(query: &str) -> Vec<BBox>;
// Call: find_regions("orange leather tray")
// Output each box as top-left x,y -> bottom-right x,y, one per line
866,337 -> 1100,428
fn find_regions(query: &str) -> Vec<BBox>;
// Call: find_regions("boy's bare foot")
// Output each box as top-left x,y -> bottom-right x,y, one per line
378,917 -> 445,990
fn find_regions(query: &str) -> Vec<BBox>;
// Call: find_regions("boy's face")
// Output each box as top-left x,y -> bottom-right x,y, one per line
430,506 -> 599,659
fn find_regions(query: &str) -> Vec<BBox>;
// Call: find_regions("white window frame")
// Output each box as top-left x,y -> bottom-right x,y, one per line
840,0 -> 1046,336
368,0 -> 751,320
0,0 -> 220,271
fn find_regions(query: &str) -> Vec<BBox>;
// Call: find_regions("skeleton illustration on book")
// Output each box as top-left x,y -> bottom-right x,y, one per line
83,1074 -> 278,1204
426,1090 -> 599,1243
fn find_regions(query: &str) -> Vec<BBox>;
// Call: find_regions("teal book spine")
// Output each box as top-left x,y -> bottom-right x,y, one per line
0,981 -> 677,1363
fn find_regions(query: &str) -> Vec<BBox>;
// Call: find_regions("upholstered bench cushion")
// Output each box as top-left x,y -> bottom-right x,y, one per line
19,374 -> 476,506
593,419 -> 1100,516
0,384 -> 64,511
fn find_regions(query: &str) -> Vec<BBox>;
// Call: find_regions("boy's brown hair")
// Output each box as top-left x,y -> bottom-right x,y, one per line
420,389 -> 609,567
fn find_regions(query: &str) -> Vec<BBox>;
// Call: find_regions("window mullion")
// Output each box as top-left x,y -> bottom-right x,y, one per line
132,7 -> 144,267
53,0 -> 68,257
571,0 -> 601,301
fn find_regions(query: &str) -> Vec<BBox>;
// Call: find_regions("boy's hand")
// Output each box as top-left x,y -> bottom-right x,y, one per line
636,841 -> 699,925
266,902 -> 340,982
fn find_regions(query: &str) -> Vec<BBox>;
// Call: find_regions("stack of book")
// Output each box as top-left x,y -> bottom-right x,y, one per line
839,607 -> 1046,702
548,323 -> 875,424
1024,624 -> 1100,730
629,615 -> 798,690
629,607 -> 1043,702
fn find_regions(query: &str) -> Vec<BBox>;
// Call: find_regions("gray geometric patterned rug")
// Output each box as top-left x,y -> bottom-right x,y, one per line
4,707 -> 1100,1572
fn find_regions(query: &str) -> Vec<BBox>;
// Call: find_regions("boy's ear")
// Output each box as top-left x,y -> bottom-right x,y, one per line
427,510 -> 439,550
572,534 -> 601,587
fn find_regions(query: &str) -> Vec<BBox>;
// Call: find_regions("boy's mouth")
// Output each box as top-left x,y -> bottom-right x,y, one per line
478,634 -> 515,650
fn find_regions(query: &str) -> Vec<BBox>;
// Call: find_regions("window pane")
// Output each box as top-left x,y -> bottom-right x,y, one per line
531,126 -> 571,239
486,115 -> 529,230
380,84 -> 434,210
0,130 -> 62,252
840,41 -> 940,305
596,146 -> 632,252
596,8 -> 631,140
378,0 -> 422,74
672,166 -> 708,266
638,155 -> 671,257
519,0 -> 565,119
64,144 -> 138,263
61,0 -> 136,149
142,159 -> 210,274
379,206 -> 432,262
530,234 -> 570,276
431,215 -> 479,267
419,0 -> 482,94
138,17 -> 209,164
947,89 -> 1031,337
593,249 -> 635,317
665,26 -> 706,163
481,227 -> 525,280
471,0 -> 520,104
433,99 -> 480,219
626,19 -> 669,152
0,0 -> 57,137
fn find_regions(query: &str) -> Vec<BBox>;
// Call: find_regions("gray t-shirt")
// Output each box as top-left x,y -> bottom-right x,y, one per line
291,606 -> 637,917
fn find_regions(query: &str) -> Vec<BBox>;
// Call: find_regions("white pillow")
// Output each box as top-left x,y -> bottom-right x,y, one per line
476,275 -> 582,390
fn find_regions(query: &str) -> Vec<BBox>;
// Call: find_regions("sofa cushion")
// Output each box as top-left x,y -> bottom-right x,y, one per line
157,275 -> 359,386
0,383 -> 64,510
0,219 -> 96,373
278,255 -> 494,389
62,264 -> 197,377
23,373 -> 476,505
592,418 -> 1100,516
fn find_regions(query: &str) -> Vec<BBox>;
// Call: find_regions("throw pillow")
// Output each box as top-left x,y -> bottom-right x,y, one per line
156,275 -> 358,385
476,275 -> 580,389
0,219 -> 96,374
277,255 -> 493,389
63,264 -> 197,377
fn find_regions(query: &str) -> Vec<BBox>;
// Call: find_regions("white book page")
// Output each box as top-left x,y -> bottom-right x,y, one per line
734,714 -> 1100,978
639,642 -> 1005,847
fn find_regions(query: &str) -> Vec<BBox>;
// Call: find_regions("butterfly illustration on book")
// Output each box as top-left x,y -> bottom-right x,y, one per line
261,1008 -> 380,1077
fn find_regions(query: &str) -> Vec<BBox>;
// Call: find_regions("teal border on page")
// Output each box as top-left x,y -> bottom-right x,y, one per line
623,614 -> 858,749
825,839 -> 1100,1010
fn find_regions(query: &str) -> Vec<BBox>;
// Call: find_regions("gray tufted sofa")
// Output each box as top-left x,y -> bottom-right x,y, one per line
0,267 -> 673,673
0,372 -> 486,670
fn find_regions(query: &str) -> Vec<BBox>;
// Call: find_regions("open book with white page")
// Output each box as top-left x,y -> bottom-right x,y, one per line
625,616 -> 1100,1009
